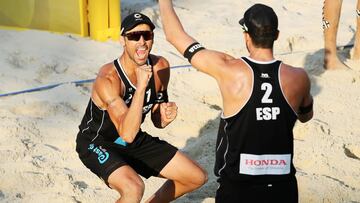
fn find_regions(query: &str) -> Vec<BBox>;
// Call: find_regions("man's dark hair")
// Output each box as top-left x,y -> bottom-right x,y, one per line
239,4 -> 279,48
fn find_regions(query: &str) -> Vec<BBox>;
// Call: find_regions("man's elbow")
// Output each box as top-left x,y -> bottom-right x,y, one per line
120,131 -> 138,143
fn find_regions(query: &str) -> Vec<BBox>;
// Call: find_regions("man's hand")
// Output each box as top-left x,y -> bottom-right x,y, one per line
160,102 -> 178,127
136,64 -> 152,89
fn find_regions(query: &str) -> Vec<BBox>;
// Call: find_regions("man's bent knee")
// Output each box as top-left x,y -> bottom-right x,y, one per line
193,168 -> 208,188
111,178 -> 145,201
108,167 -> 145,201
180,166 -> 208,190
122,180 -> 145,200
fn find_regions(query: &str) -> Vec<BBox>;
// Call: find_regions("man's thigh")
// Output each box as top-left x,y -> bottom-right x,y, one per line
158,151 -> 206,183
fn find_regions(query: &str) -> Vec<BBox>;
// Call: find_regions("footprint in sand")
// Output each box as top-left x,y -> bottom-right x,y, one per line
31,155 -> 46,168
35,60 -> 69,82
67,173 -> 88,192
312,119 -> 331,135
6,51 -> 34,69
10,101 -> 71,117
21,138 -> 36,150
10,101 -> 51,117
72,181 -> 88,192
294,119 -> 331,140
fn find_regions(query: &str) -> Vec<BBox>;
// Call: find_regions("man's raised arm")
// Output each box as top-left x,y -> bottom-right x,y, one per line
158,0 -> 235,79
159,0 -> 196,54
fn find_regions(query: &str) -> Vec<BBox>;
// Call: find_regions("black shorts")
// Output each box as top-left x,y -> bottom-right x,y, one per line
216,177 -> 298,203
76,131 -> 178,186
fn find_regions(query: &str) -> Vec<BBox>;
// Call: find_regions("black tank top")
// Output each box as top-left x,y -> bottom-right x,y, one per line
214,57 -> 298,183
77,58 -> 157,145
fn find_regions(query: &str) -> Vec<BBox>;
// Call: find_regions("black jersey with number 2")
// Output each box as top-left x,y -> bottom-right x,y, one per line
214,57 -> 298,183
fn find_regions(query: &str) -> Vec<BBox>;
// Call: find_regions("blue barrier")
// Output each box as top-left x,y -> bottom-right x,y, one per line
0,65 -> 192,98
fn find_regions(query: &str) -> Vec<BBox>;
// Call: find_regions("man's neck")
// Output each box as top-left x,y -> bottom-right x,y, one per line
120,54 -> 138,75
249,47 -> 275,62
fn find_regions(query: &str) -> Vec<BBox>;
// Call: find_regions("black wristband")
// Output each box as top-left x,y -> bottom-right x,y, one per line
299,101 -> 313,115
183,42 -> 205,62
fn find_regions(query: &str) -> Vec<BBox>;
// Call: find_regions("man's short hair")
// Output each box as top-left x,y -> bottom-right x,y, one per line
239,4 -> 279,48
121,12 -> 155,35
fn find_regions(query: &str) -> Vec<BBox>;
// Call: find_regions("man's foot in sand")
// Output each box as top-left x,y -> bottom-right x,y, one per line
324,56 -> 350,70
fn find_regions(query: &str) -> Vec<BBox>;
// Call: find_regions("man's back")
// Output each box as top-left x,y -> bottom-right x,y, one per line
214,57 -> 312,122
212,57 -> 308,202
215,57 -> 298,180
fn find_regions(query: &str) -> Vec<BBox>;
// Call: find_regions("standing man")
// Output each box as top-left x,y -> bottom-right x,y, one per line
323,0 -> 360,69
76,12 -> 207,203
158,1 -> 313,202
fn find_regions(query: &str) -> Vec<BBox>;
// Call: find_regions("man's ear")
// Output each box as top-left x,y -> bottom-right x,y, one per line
120,36 -> 125,46
243,32 -> 251,44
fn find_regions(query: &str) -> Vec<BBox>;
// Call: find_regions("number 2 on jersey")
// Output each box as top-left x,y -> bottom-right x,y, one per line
256,82 -> 280,121
261,83 -> 273,103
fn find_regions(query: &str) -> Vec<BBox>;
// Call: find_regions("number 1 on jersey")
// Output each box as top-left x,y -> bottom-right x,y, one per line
145,89 -> 151,103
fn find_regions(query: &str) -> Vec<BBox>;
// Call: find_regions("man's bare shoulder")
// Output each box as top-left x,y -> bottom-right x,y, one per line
213,57 -> 251,83
93,62 -> 121,91
226,58 -> 250,73
150,54 -> 170,71
281,63 -> 309,84
281,63 -> 309,80
228,57 -> 247,66
92,62 -> 121,103
97,62 -> 117,78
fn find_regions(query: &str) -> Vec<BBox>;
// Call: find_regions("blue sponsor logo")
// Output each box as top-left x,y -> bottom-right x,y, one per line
114,137 -> 127,146
88,144 -> 109,164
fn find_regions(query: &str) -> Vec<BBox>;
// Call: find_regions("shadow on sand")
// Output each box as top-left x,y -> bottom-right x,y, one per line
302,28 -> 356,97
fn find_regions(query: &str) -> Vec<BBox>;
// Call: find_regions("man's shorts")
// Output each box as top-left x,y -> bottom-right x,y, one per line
76,131 -> 178,186
216,177 -> 298,203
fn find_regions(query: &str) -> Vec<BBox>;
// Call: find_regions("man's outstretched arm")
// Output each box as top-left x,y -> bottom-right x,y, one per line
158,0 -> 235,80
159,0 -> 195,54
